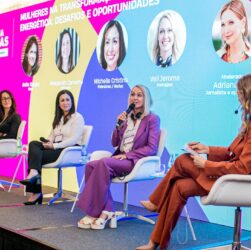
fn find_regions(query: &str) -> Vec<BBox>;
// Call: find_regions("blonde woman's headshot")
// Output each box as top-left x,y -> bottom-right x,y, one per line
147,10 -> 186,67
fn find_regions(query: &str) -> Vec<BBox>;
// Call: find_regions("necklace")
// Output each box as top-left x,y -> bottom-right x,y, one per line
226,48 -> 247,63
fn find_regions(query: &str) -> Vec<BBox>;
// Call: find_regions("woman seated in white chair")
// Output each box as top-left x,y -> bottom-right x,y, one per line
20,90 -> 85,205
77,84 -> 161,230
0,90 -> 21,140
137,74 -> 251,250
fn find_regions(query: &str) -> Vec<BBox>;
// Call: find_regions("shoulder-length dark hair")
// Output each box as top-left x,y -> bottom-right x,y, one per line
0,90 -> 17,121
100,20 -> 126,69
22,36 -> 39,76
52,90 -> 75,129
56,30 -> 74,74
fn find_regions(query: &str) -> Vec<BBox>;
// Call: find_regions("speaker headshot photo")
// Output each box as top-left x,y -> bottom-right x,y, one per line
22,35 -> 42,77
96,19 -> 128,72
55,28 -> 80,74
147,10 -> 186,68
212,0 -> 251,63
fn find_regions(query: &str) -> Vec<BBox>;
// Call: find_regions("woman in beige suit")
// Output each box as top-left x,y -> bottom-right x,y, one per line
137,73 -> 251,250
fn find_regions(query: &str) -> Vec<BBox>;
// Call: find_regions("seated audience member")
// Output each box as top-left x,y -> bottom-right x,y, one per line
20,89 -> 84,205
77,84 -> 160,230
0,90 -> 21,140
137,74 -> 251,250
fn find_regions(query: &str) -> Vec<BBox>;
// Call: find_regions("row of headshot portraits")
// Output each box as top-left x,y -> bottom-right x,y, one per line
21,1 -> 251,76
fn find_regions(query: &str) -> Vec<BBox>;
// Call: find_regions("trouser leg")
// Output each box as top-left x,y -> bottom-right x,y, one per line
77,157 -> 134,217
26,141 -> 63,193
151,177 -> 208,249
149,154 -> 201,209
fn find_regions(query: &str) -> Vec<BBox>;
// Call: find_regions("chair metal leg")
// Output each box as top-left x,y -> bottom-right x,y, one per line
201,207 -> 249,250
115,182 -> 155,225
8,154 -> 24,192
232,207 -> 241,250
47,168 -> 63,205
46,168 -> 76,205
71,173 -> 85,213
183,205 -> 196,241
22,153 -> 27,196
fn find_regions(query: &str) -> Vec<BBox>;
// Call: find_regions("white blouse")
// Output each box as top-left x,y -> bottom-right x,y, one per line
120,116 -> 141,153
47,112 -> 85,149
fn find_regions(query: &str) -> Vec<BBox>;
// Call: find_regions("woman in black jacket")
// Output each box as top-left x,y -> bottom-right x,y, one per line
0,90 -> 21,140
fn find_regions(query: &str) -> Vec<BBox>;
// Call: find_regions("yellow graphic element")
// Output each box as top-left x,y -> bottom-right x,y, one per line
29,0 -> 97,192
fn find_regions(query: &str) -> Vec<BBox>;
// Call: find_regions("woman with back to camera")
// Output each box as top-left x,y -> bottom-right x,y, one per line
137,73 -> 251,249
100,20 -> 126,71
22,36 -> 40,76
0,90 -> 21,140
217,0 -> 251,63
152,11 -> 181,67
77,84 -> 160,230
20,90 -> 84,205
56,30 -> 75,74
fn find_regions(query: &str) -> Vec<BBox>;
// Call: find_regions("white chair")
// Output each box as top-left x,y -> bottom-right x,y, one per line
88,129 -> 196,240
111,129 -> 167,225
42,125 -> 93,207
201,174 -> 251,250
0,121 -> 27,194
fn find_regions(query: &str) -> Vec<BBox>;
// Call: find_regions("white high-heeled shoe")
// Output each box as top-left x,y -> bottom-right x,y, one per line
77,215 -> 96,229
91,211 -> 117,230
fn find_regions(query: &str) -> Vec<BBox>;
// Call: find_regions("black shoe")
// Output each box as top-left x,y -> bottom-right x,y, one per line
24,193 -> 43,205
20,174 -> 41,185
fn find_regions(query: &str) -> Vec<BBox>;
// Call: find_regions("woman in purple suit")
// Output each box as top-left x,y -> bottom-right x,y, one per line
77,85 -> 160,230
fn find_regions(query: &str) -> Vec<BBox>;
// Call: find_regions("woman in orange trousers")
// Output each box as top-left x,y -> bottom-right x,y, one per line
136,73 -> 251,250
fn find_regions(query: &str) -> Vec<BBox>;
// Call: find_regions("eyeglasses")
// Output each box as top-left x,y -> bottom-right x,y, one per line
1,97 -> 11,101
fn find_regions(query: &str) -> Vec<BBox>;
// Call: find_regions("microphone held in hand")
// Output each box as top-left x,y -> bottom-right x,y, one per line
116,103 -> 135,128
40,137 -> 49,143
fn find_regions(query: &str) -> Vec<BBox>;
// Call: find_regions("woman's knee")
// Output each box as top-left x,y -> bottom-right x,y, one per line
29,140 -> 39,147
174,154 -> 189,165
28,140 -> 42,151
175,180 -> 190,200
85,159 -> 106,173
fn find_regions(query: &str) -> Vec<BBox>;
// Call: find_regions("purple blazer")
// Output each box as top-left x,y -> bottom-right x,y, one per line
111,112 -> 160,164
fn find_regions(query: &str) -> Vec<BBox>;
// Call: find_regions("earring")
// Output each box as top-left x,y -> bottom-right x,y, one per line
245,101 -> 249,110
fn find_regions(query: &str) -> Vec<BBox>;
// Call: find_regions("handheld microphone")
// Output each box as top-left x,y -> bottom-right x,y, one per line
234,105 -> 241,114
116,103 -> 135,128
40,137 -> 49,143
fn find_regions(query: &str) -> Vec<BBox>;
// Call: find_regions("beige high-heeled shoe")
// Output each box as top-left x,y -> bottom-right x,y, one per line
136,240 -> 158,250
78,215 -> 96,229
140,200 -> 157,212
91,211 -> 117,230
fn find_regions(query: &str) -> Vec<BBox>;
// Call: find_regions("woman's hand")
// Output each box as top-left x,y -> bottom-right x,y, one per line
112,154 -> 127,160
191,155 -> 206,168
42,142 -> 54,149
117,111 -> 127,125
188,142 -> 209,154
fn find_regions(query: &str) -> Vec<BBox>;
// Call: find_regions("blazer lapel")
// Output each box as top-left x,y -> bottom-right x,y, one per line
133,116 -> 147,143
